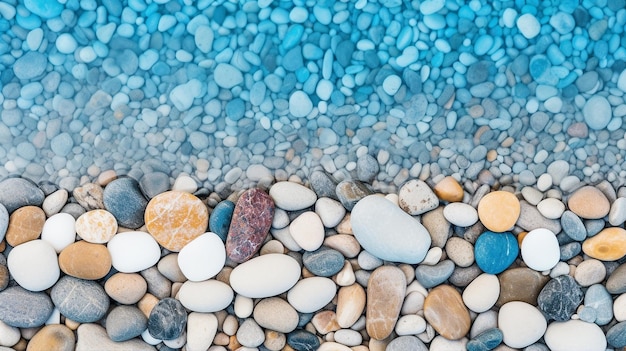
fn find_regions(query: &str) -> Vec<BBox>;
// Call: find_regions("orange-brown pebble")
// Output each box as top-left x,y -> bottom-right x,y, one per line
59,241 -> 111,280
336,283 -> 366,328
312,310 -> 341,335
568,186 -> 610,219
582,227 -> 626,261
423,285 -> 471,340
144,191 -> 208,252
26,324 -> 75,351
138,293 -> 160,318
517,231 -> 528,247
228,335 -> 242,350
75,209 -> 118,243
477,191 -> 520,232
433,176 -> 464,202
105,273 -> 148,305
5,206 -> 46,246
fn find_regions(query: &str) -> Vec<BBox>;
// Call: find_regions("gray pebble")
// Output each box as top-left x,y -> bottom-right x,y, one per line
106,305 -> 148,342
51,276 -> 110,323
414,260 -> 455,288
356,154 -> 379,183
386,336 -> 428,351
0,177 -> 45,213
148,298 -> 187,340
0,286 -> 53,328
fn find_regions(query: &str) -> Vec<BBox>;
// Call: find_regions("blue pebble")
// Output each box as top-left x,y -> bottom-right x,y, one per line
287,330 -> 320,351
607,321 -> 626,348
414,260 -> 455,288
209,200 -> 235,242
474,231 -> 518,274
467,328 -> 504,351
24,0 -> 63,19
226,98 -> 245,121
584,284 -> 613,326
529,55 -> 550,80
303,246 -> 344,277
283,24 -> 304,50
474,35 -> 494,56
103,177 -> 148,229
560,242 -> 581,261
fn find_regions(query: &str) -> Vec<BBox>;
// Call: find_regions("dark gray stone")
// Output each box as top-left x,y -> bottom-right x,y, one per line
356,154 -> 379,183
414,260 -> 455,288
51,276 -> 109,323
0,178 -> 45,213
141,267 -> 172,300
106,305 -> 148,342
148,298 -> 187,340
335,180 -> 372,211
0,286 -> 54,328
386,336 -> 428,351
309,171 -> 338,200
537,275 -> 583,321
103,177 -> 148,229
287,330 -> 320,351
139,172 -> 170,199
302,246 -> 344,277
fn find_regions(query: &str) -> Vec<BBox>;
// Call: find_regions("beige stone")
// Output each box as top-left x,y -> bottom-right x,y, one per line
311,310 -> 341,334
336,283 -> 366,328
6,206 -> 46,246
73,183 -> 105,210
26,324 -> 75,351
59,241 -> 111,280
422,206 -> 452,248
433,176 -> 464,202
568,186 -> 610,219
477,191 -> 520,232
253,297 -> 299,333
104,273 -> 148,304
423,284 -> 471,340
366,266 -> 406,340
323,234 -> 361,258
582,227 -> 626,261
75,209 -> 118,243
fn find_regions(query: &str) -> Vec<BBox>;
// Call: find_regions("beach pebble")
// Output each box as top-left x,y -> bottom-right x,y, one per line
583,96 -> 612,130
568,186 -> 610,219
103,177 -> 148,229
75,209 -> 118,243
145,191 -> 208,252
289,212 -> 325,251
336,180 -> 372,211
287,330 -> 319,350
414,259 -> 455,288
443,203 -> 478,227
424,284 -> 471,340
497,267 -> 550,306
561,210 -> 587,241
269,181 -> 316,211
229,254 -> 301,298
607,263 -> 626,294
351,195 -> 431,264
366,266 -> 406,340
148,298 -> 187,340
398,179 -> 439,215
585,284 -> 613,325
537,275 -> 583,321
517,13 -> 541,39
582,227 -> 626,261
8,239 -> 60,291
5,206 -> 45,246
574,259 -> 606,286
186,312 -> 218,351
178,233 -> 225,281
0,204 -> 7,242
610,197 -> 626,226
51,276 -> 109,323
336,284 -> 366,328
177,280 -> 233,312
0,320 -> 16,347
73,183 -> 105,210
0,178 -> 44,213
237,318 -> 265,347
106,305 -> 148,342
498,301 -> 547,348
214,63 -> 243,88
445,237 -> 474,267
386,336 -> 428,351
302,246 -> 345,277
0,286 -> 53,328
474,231 -> 518,274
59,241 -> 111,280
253,297 -> 299,333
433,176 -> 464,202
288,277 -> 336,313
395,314 -> 427,335
315,197 -> 346,228
537,198 -> 565,219
226,188 -> 274,262
324,234 -> 360,258
356,154 -> 379,183
27,324 -> 75,351
309,171 -> 339,200
462,273 -> 499,313
333,328 -> 363,346
477,191 -> 520,232
76,323 -> 155,351
521,228 -> 560,271
107,231 -> 161,273
104,273 -> 147,304
208,200 -> 235,241
139,172 -> 170,199
466,328 -> 503,351
545,319 -> 607,351
289,90 -> 313,118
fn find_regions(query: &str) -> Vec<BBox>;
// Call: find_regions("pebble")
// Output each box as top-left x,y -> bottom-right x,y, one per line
107,231 -> 161,273
73,183 -> 105,210
545,320 -> 607,351
288,277 -> 336,313
59,241 -> 111,280
42,189 -> 68,216
398,179 -> 439,215
517,13 -> 541,39
607,321 -> 626,348
287,330 -> 319,350
582,227 -> 626,261
335,180 -> 372,211
315,197 -> 346,228
75,209 -> 118,243
463,273 -> 500,313
302,246 -> 345,277
5,205 -> 45,246
177,280 -> 233,312
568,186 -> 610,219
497,267 -> 550,306
395,314 -> 426,336
498,301 -> 547,348
186,312 -> 218,351
106,305 -> 148,342
474,231 -> 518,274
537,275 -> 583,321
0,178 -> 44,213
103,178 -> 148,229
424,284 -> 471,340
289,211 -> 325,251
561,210 -> 587,241
333,328 -> 363,346
104,273 -> 147,304
386,336 -> 428,351
351,195 -> 431,264
574,259 -> 606,286
443,202 -> 478,227
148,298 -> 187,340
585,284 -> 613,325
237,318 -> 265,347
13,52 -> 47,80
51,276 -> 109,323
537,198 -> 565,219
310,171 -> 339,200
467,328 -> 503,351
27,324 -> 75,351
521,228 -> 560,271
76,323 -> 155,351
214,63 -> 243,89
226,188 -> 274,262
356,154 -> 379,183
414,259 -> 455,288
139,172 -> 170,200
252,297 -> 299,333
366,266 -> 406,340
477,191 -> 520,232
8,239 -> 59,291
209,200 -> 235,241
178,233 -> 225,281
145,191 -> 209,252
433,176 -> 464,202
229,254 -> 301,298
289,91 -> 313,118
583,96 -> 612,130
0,286 -> 53,328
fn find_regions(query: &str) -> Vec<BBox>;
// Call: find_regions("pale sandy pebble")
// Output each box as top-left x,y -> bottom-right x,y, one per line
537,198 -> 565,219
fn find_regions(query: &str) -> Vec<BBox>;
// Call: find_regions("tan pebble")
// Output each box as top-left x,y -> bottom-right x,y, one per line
334,261 -> 356,286
6,206 -> 46,246
97,170 -> 117,186
264,330 -> 286,351
323,234 -> 361,258
477,191 -> 520,232
423,285 -> 471,340
75,209 -> 118,243
568,186 -> 610,219
312,310 -> 341,334
73,183 -> 105,210
26,324 -> 75,351
59,241 -> 111,280
0,264 -> 9,291
138,293 -> 159,318
171,282 -> 183,297
335,214 -> 352,234
582,227 -> 626,261
336,283 -> 366,328
573,259 -> 606,287
42,189 -> 69,216
104,273 -> 148,304
215,267 -> 232,285
445,237 -> 475,268
496,267 -> 550,307
228,335 -> 241,350
421,207 -> 451,248
368,336 -> 391,351
157,253 -> 187,283
260,240 -> 284,255
486,150 -> 497,162
213,332 -> 230,346
433,176 -> 464,202
366,266 -> 406,340
64,318 -> 80,330
223,315 -> 238,336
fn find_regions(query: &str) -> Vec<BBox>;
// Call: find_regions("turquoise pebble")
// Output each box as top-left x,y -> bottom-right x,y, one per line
209,200 -> 235,242
467,328 -> 504,351
474,231 -> 518,274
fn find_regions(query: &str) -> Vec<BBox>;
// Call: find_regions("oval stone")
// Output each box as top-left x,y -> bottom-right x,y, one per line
106,305 -> 148,342
5,205 -> 46,246
0,178 -> 45,213
148,298 -> 187,340
208,200 -> 235,241
424,285 -> 471,340
178,233 -> 225,281
477,191 -> 520,232
433,176 -> 464,202
497,267 -> 550,306
103,177 -> 148,229
253,297 -> 299,333
366,266 -> 406,340
27,324 -> 76,351
545,319 -> 607,351
8,239 -> 60,291
351,195 -> 431,264
41,213 -> 76,253
336,283 -> 366,328
462,273 -> 500,313
568,186 -> 610,219
107,231 -> 161,273
229,253 -> 301,298
269,181 -> 317,211
0,286 -> 53,328
607,321 -> 626,348
521,228 -> 560,271
59,241 -> 112,280
302,246 -> 345,277
145,191 -> 209,252
287,277 -> 337,313
75,209 -> 118,243
582,227 -> 626,261
498,301 -> 547,348
104,273 -> 148,304
51,276 -> 109,323
177,280 -> 233,312
474,231 -> 518,274
537,275 -> 583,321
289,211 -> 325,251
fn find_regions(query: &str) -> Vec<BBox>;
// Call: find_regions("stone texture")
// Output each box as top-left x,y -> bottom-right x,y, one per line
76,323 -> 155,351
5,206 -> 46,246
75,209 -> 118,243
302,246 -> 345,277
414,260 -> 455,288
424,285 -> 471,340
106,305 -> 148,342
104,273 -> 147,304
51,276 -> 109,323
253,297 -> 299,333
336,283 -> 366,328
498,301 -> 547,348
139,172 -> 170,200
568,186 -> 610,219
545,320 -> 607,351
103,177 -> 148,229
309,171 -> 339,200
0,286 -> 53,328
73,183 -> 105,210
141,266 -> 172,299
474,231 -> 518,274
209,200 -> 235,241
607,263 -> 626,294
148,298 -> 187,340
516,200 -> 562,233
433,176 -> 464,202
226,188 -> 274,263
177,280 -> 234,312
336,180 -> 372,211
186,312 -> 218,351
398,179 -> 439,215
27,324 -> 76,351
8,239 -> 60,291
59,241 -> 111,280
582,227 -> 626,261
0,178 -> 45,213
537,275 -> 584,321
229,253 -> 301,298
366,266 -> 406,340
497,267 -> 550,306
145,191 -> 209,252
287,330 -> 320,351
477,191 -> 520,232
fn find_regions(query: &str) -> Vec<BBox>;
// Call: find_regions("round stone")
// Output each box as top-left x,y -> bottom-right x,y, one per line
187,312 -> 218,351
582,227 -> 626,261
8,239 -> 60,292
213,63 -> 243,88
477,191 -> 520,232
51,276 -> 109,323
568,186 -> 610,219
148,298 -> 187,341
443,202 -> 478,227
517,13 -> 541,39
75,209 -> 118,243
398,179 -> 439,215
253,297 -> 299,333
574,259 -> 606,286
289,91 -> 313,117
178,233 -> 225,281
521,228 -> 560,271
498,301 -> 547,348
287,277 -> 337,313
545,319 -> 607,351
424,284 -> 471,340
107,231 -> 161,273
106,305 -> 147,342
462,273 -> 499,313
5,205 -> 45,247
289,211 -> 325,251
41,212 -> 76,253
474,231 -> 518,274
103,178 -> 148,229
583,96 -> 612,130
433,176 -> 464,202
177,280 -> 234,312
229,254 -> 301,298
538,275 -> 584,322
59,241 -> 111,280
104,273 -> 147,304
27,324 -> 76,351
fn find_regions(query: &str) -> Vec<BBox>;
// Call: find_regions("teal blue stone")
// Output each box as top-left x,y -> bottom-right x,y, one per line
608,321 -> 626,348
209,200 -> 235,242
467,328 -> 504,351
283,24 -> 304,50
474,231 -> 518,274
24,0 -> 63,19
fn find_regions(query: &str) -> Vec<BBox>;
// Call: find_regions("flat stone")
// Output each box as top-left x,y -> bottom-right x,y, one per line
269,181 -> 316,211
538,275 -> 583,321
27,324 -> 75,351
73,183 -> 105,210
253,297 -> 299,333
106,305 -> 148,342
177,280 -> 233,312
76,323 -> 155,351
474,231 -> 518,274
608,263 -> 626,294
311,310 -> 341,334
0,286 -> 53,328
336,180 -> 372,211
545,320 -> 607,351
0,204 -> 7,243
139,172 -> 170,199
433,176 -> 464,202
498,301 -> 547,348
103,178 -> 148,229
13,52 -> 47,80
356,154 -> 379,183
229,254 -> 301,298
287,277 -> 336,313
237,318 -> 265,347
568,186 -> 610,219
336,283 -> 366,328
477,191 -> 520,232
583,227 -> 626,261
398,179 -> 439,215
42,189 -> 69,216
414,260 -> 455,288
610,197 -> 626,226
145,191 -> 209,252
148,298 -> 187,340
226,188 -> 274,263
8,239 -> 60,291
51,276 -> 109,323
59,241 -> 111,280
561,210 -> 587,241
178,233 -> 225,281
467,328 -> 504,351
214,63 -> 243,88
107,231 -> 161,273
366,266 -> 406,340
462,273 -> 500,313
497,267 -> 550,306
208,200 -> 235,241
424,284 -> 471,340
75,209 -> 118,243
583,95 -> 612,130
0,178 -> 44,213
5,205 -> 45,246
315,197 -> 346,228
104,273 -> 147,304
443,202 -> 478,227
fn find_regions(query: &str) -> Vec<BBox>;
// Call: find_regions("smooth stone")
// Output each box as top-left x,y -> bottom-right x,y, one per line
545,320 -> 607,351
311,310 -> 340,334
422,207 -> 452,248
139,172 -> 170,199
537,198 -> 565,219
443,203 -> 478,227
333,328 -> 363,346
237,318 -> 265,347
471,310 -> 498,338
106,305 -> 148,342
462,273 -> 500,313
253,297 -> 299,333
8,239 -> 60,291
140,267 -> 171,300
287,329 -> 320,351
0,178 -> 44,213
269,181 -> 316,211
76,323 -> 155,351
610,197 -> 626,226
517,13 -> 541,39
398,179 -> 439,215
103,178 -> 148,229
583,95 -> 612,130
0,286 -> 53,328
521,228 -> 560,271
59,241 -> 111,280
336,283 -> 366,328
287,277 -> 336,313
582,227 -> 626,260
467,328 -> 504,351
445,236 -> 475,267
229,254 -> 301,298
186,313 -> 218,351
433,176 -> 464,202
315,197 -> 346,228
351,195 -> 431,264
356,154 -> 379,183
309,171 -> 339,200
5,206 -> 45,246
226,188 -> 275,263
607,263 -> 626,294
568,186 -> 610,219
474,231 -> 518,274
395,314 -> 426,336
213,63 -> 243,88
27,324 -> 75,351
424,284 -> 471,340
302,246 -> 345,277
107,231 -> 161,273
497,267 -> 550,306
145,191 -> 208,252
585,284 -> 613,325
335,180 -> 372,211
51,276 -> 109,323
517,200 -> 562,233
607,321 -> 626,348
12,52 -> 47,80
178,233 -> 225,281
498,301 -> 547,348
386,336 -> 428,351
289,90 -> 313,117
324,234 -> 360,259
561,210 -> 587,241
104,273 -> 147,304
477,191 -> 520,232
148,298 -> 187,340
72,183 -> 105,211
209,200 -> 235,241
177,280 -> 233,312
156,253 -> 186,282
289,211 -> 324,251
574,259 -> 606,286
414,259 -> 455,288
75,209 -> 118,243
0,204 -> 7,242
537,275 -> 583,321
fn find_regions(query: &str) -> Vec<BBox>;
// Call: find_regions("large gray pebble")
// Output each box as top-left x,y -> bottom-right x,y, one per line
0,286 -> 53,328
51,276 -> 109,323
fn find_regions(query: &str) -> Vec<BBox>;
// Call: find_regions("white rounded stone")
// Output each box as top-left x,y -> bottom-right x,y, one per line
394,314 -> 427,336
55,33 -> 77,54
40,213 -> 76,253
107,231 -> 161,273
178,233 -> 226,281
234,295 -> 254,318
213,63 -> 243,88
186,312 -> 218,351
289,90 -> 313,118
443,202 -> 478,227
537,198 -> 565,219
544,320 -> 606,351
609,197 -> 626,226
178,280 -> 234,313
289,212 -> 325,251
0,319 -> 21,347
287,277 -> 336,313
7,240 -> 60,292
614,293 -> 626,322
583,96 -> 612,130
172,175 -> 198,193
462,273 -> 500,313
315,197 -> 346,228
382,75 -> 402,95
333,329 -> 363,347
230,254 -> 301,298
521,186 -> 544,205
521,228 -> 560,271
429,336 -> 468,350
269,181 -> 317,211
517,13 -> 541,39
498,301 -> 547,348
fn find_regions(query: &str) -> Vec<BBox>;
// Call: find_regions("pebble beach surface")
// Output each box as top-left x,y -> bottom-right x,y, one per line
2,0 -> 626,350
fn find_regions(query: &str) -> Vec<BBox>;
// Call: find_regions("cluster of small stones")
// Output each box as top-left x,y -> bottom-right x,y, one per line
2,154 -> 626,350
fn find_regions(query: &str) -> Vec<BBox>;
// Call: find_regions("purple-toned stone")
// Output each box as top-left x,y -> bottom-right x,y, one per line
226,188 -> 275,263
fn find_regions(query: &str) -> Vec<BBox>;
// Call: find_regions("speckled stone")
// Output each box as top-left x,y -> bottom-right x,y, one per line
253,297 -> 299,333
0,286 -> 53,328
366,266 -> 406,340
414,260 -> 455,288
5,205 -> 46,246
607,263 -> 626,294
302,246 -> 345,277
73,183 -> 105,210
104,272 -> 148,304
0,178 -> 45,213
51,276 -> 109,323
209,200 -> 235,242
398,179 -> 439,215
103,177 -> 148,229
336,180 -> 372,211
226,188 -> 274,263
75,209 -> 118,243
497,268 -> 550,306
59,241 -> 112,280
106,305 -> 148,342
26,324 -> 76,351
287,330 -> 320,351
309,171 -> 339,200
538,275 -> 583,321
148,298 -> 187,340
424,285 -> 472,340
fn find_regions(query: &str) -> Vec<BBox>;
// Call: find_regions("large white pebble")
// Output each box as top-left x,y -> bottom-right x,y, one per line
614,293 -> 626,321
462,273 -> 500,313
269,181 -> 317,211
230,254 -> 301,298
521,228 -> 560,271
333,329 -> 363,346
178,233 -> 225,281
289,212 -> 324,251
186,312 -> 218,351
8,240 -> 60,291
443,202 -> 478,227
287,277 -> 336,313
544,319 -> 606,351
40,213 -> 76,253
178,280 -> 233,312
315,197 -> 346,228
498,301 -> 547,348
107,231 -> 161,273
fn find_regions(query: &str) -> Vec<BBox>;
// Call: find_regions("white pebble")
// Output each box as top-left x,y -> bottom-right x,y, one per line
7,240 -> 60,292
41,213 -> 76,253
178,280 -> 234,313
178,233 -> 226,281
289,91 -> 313,118
498,301 -> 547,348
287,277 -> 336,313
269,181 -> 317,211
289,212 -> 325,251
536,198 -> 565,219
395,314 -> 427,335
382,75 -> 402,95
516,13 -> 541,39
230,254 -> 301,298
544,319 -> 606,351
462,273 -> 499,313
315,197 -> 346,228
521,228 -> 560,271
443,202 -> 478,227
107,231 -> 161,273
